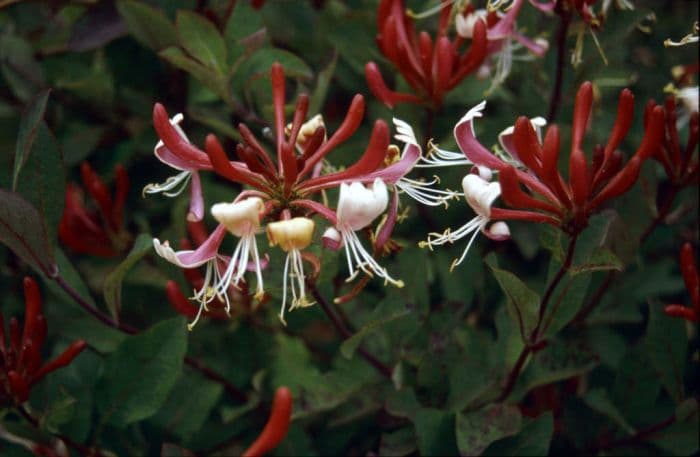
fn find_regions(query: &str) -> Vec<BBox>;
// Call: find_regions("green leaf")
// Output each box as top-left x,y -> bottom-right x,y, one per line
0,34 -> 45,102
116,0 -> 177,51
650,399 -> 699,456
237,48 -> 312,86
13,90 -> 50,189
46,248 -> 95,307
456,404 -> 522,456
645,304 -> 687,403
612,346 -> 661,424
176,11 -> 227,73
340,307 -> 410,359
414,408 -> 458,456
159,47 -> 224,95
96,317 -> 187,427
151,372 -> 223,441
485,254 -> 540,341
0,190 -> 57,276
568,247 -> 624,276
224,1 -> 266,64
484,412 -> 553,456
583,388 -> 636,434
385,388 -> 422,420
513,337 -> 598,400
103,234 -> 152,322
14,121 -> 65,253
309,53 -> 337,115
379,427 -> 417,457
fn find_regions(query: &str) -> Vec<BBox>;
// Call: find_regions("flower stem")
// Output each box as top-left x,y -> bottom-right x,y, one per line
531,234 -> 578,340
496,234 -> 578,403
309,282 -> 393,379
52,273 -> 247,403
547,3 -> 572,123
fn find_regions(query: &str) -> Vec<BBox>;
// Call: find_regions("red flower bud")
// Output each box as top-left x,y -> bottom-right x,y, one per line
242,387 -> 293,457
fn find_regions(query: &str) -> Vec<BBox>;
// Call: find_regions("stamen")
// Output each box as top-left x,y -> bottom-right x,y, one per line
396,176 -> 461,207
416,141 -> 473,168
142,171 -> 192,197
406,0 -> 455,19
341,227 -> 404,287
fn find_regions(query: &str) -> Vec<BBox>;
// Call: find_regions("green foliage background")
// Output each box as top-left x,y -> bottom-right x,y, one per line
0,0 -> 697,455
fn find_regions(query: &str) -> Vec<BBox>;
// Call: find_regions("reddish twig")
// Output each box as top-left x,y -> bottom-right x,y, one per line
547,3 -> 572,123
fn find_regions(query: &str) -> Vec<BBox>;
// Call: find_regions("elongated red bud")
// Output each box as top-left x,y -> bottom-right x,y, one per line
499,166 -> 563,216
604,89 -> 634,159
242,387 -> 293,457
634,106 -> 665,160
271,62 -> 287,156
569,147 -> 589,207
300,95 -> 365,177
663,304 -> 698,322
541,125 -> 571,208
589,156 -> 641,211
205,135 -> 262,188
450,19 -> 487,87
365,62 -> 421,109
433,36 -> 454,106
22,277 -> 41,344
571,82 -> 593,155
513,117 -> 543,173
30,340 -> 87,386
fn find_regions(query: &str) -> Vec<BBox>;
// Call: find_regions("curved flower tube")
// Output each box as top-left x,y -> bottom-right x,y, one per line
242,387 -> 293,457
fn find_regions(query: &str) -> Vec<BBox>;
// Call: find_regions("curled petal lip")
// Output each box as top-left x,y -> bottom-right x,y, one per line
153,224 -> 227,268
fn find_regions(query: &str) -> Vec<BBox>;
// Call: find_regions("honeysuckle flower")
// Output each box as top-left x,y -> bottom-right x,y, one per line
454,82 -> 665,235
267,217 -> 315,324
143,112 -> 205,222
59,162 -> 130,257
365,0 -> 488,109
1,278 -> 87,406
150,63 -> 425,325
332,178 -> 404,287
420,173 -> 510,270
664,242 -> 699,323
455,0 -> 549,90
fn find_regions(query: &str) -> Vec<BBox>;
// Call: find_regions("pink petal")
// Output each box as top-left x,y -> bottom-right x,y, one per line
154,224 -> 227,268
187,171 -> 204,222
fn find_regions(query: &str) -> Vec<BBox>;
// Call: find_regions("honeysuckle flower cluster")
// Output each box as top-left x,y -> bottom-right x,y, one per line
148,63 -> 436,328
364,0 -> 488,109
454,0 -> 550,90
420,81 -> 665,265
59,162 -> 131,257
1,278 -> 87,406
664,242 -> 699,323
